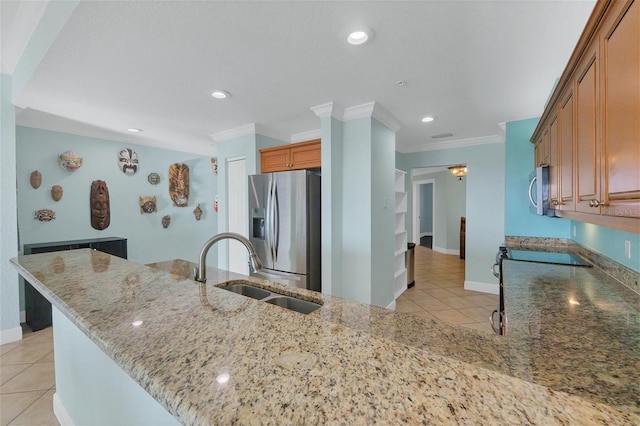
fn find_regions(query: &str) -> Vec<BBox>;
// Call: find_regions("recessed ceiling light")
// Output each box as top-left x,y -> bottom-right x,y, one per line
396,80 -> 407,87
127,128 -> 143,133
347,28 -> 373,45
211,90 -> 230,99
421,116 -> 436,123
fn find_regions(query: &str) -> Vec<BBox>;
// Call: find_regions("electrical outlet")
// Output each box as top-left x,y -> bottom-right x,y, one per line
624,240 -> 631,260
573,225 -> 576,237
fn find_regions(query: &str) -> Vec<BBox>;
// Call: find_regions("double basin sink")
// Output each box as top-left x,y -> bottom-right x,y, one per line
218,282 -> 322,314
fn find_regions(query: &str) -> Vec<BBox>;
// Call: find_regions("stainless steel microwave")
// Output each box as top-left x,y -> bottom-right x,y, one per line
528,165 -> 556,216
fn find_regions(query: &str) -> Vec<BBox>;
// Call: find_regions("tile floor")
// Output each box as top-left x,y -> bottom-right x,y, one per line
397,245 -> 498,334
0,326 -> 57,426
0,245 -> 496,425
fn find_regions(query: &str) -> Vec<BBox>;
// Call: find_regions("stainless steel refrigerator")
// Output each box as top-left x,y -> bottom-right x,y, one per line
248,170 -> 321,292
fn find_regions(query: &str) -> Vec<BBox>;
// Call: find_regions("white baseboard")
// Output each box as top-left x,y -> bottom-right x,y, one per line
20,310 -> 26,323
0,326 -> 22,345
419,232 -> 433,237
464,280 -> 499,295
386,299 -> 396,310
53,393 -> 74,426
433,246 -> 460,256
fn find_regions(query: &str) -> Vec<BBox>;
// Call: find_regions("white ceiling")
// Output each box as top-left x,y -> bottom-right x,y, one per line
6,0 -> 596,156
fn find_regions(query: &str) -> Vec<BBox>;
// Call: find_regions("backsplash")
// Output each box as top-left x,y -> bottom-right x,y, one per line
505,236 -> 640,295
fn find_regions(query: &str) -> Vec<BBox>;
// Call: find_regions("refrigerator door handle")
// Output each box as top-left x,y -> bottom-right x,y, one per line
273,179 -> 279,262
265,176 -> 274,262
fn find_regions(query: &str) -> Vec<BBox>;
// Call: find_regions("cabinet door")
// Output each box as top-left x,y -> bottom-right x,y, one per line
601,0 -> 640,218
575,46 -> 600,214
261,147 -> 291,173
290,140 -> 321,170
548,114 -> 560,207
559,90 -> 576,211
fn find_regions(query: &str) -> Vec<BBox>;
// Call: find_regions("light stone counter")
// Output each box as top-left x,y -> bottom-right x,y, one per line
11,249 -> 639,424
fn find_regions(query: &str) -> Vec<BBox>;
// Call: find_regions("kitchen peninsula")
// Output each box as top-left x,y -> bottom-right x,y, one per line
11,249 -> 639,424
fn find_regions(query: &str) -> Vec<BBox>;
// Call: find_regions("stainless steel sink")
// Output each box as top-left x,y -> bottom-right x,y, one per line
264,296 -> 322,314
217,282 -> 322,314
221,284 -> 271,300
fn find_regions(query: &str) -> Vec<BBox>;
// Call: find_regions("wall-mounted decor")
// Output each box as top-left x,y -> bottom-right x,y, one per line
211,157 -> 218,175
147,173 -> 160,185
90,180 -> 110,230
30,170 -> 42,189
118,148 -> 139,175
34,209 -> 56,221
193,204 -> 202,220
51,185 -> 63,201
214,195 -> 218,213
168,163 -> 189,207
162,215 -> 171,228
59,151 -> 83,171
139,196 -> 157,214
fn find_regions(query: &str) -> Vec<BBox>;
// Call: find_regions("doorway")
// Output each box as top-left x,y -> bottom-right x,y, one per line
227,157 -> 248,274
413,180 -> 434,248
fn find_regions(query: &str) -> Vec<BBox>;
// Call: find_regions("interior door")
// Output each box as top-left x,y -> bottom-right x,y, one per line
227,157 -> 248,274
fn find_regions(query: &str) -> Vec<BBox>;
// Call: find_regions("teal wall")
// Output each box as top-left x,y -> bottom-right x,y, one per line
398,141 -> 505,292
573,222 -> 639,271
419,183 -> 433,235
504,118 -> 571,237
1,74 -> 20,341
16,126 -> 217,313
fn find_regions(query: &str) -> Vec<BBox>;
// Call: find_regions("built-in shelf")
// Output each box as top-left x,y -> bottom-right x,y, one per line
394,169 -> 407,300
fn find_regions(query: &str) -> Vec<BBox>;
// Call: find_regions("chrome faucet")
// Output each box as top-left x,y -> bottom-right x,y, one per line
194,232 -> 262,283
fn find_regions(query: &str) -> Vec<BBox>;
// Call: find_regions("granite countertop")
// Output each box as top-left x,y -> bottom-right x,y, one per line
11,249 -> 640,424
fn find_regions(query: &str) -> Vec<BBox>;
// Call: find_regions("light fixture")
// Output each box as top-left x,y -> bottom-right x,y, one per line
448,165 -> 467,180
127,128 -> 143,133
421,116 -> 436,123
211,90 -> 230,99
347,28 -> 373,45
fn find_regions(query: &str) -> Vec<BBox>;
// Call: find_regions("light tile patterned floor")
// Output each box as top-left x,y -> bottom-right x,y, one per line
398,245 -> 498,334
0,246 -> 496,424
0,326 -> 57,426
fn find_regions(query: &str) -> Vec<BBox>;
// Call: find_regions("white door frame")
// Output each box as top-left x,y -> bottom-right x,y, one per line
412,178 -> 435,246
226,156 -> 248,274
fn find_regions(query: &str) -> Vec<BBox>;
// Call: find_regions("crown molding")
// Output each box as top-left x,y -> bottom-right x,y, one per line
310,102 -> 344,120
402,134 -> 504,153
371,103 -> 402,133
291,129 -> 321,143
209,123 -> 257,142
343,102 -> 375,121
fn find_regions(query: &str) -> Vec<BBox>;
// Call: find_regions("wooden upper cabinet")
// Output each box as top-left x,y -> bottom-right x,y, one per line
260,139 -> 321,173
600,0 -> 640,218
558,90 -> 576,211
529,0 -> 639,232
575,44 -> 600,214
548,114 -> 560,207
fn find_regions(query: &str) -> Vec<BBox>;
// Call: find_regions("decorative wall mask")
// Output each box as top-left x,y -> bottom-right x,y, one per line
51,185 -> 63,201
214,195 -> 219,213
162,215 -> 171,228
118,148 -> 139,175
34,209 -> 56,221
193,203 -> 202,220
59,151 -> 83,171
90,180 -> 111,230
30,170 -> 42,189
168,163 -> 189,207
211,157 -> 218,175
139,196 -> 157,214
148,173 -> 160,185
